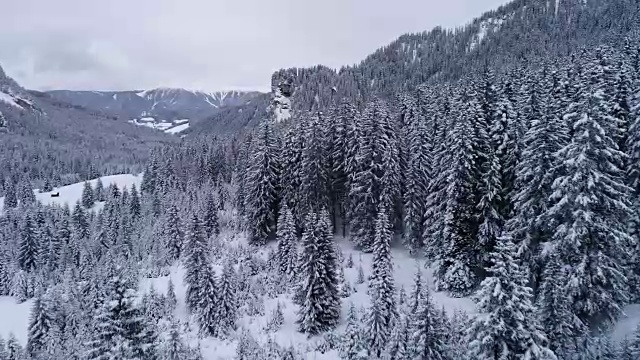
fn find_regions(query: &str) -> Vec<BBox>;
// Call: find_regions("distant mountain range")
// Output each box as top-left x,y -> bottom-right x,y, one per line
46,88 -> 263,122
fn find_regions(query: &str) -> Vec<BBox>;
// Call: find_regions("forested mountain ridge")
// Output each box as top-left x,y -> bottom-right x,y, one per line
46,88 -> 263,122
0,64 -> 176,195
191,0 -> 640,135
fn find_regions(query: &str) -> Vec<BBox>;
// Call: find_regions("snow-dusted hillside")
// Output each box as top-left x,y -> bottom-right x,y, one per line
0,174 -> 638,358
0,173 -> 143,213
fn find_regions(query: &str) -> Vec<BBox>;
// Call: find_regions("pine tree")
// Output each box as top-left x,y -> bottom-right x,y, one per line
327,101 -> 359,236
245,120 -> 281,245
26,294 -> 52,359
300,112 -> 329,214
19,178 -> 36,206
3,180 -> 17,209
202,195 -> 220,239
276,204 -> 297,277
407,286 -> 447,360
547,50 -> 632,329
183,214 -> 209,313
385,312 -> 409,360
196,263 -> 219,337
166,278 -> 177,315
165,318 -> 187,360
403,95 -> 430,254
5,334 -> 22,360
537,253 -> 585,357
626,323 -> 640,359
164,204 -> 183,261
72,202 -> 90,242
129,184 -> 141,218
18,213 -> 39,272
81,181 -> 95,208
267,302 -> 284,332
296,211 -> 341,334
94,178 -> 105,202
217,260 -> 238,334
349,99 -> 397,251
466,234 -> 555,360
433,89 -> 482,296
507,68 -> 569,291
341,303 -> 367,360
366,206 -> 396,358
87,272 -> 150,360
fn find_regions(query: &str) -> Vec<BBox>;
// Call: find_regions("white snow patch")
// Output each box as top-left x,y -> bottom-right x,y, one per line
0,92 -> 23,110
555,0 -> 561,16
612,304 -> 640,341
174,119 -> 189,124
0,297 -> 32,345
165,123 -> 190,134
469,17 -> 506,51
0,173 -> 143,213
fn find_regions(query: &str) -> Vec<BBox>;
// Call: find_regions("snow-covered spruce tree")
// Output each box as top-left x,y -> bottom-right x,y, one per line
623,323 -> 640,359
166,278 -> 177,315
507,68 -> 569,291
164,317 -> 188,360
341,303 -> 368,360
217,260 -> 238,335
72,201 -> 90,242
202,194 -> 220,239
327,101 -> 359,236
18,213 -> 39,273
245,119 -> 281,245
94,178 -> 105,202
87,271 -> 156,360
279,118 -> 305,229
81,181 -> 95,208
183,214 -> 209,313
300,112 -> 330,215
626,86 -> 640,300
6,333 -> 23,360
276,203 -> 297,277
196,263 -> 219,337
349,98 -> 397,251
129,184 -> 141,219
433,88 -> 482,296
385,311 -> 410,360
476,143 -> 504,272
537,253 -> 585,357
466,234 -> 555,360
296,210 -> 341,335
402,94 -> 431,254
26,293 -> 52,359
19,178 -> 36,206
366,206 -> 396,358
547,50 -> 632,329
407,286 -> 447,360
3,180 -> 17,209
163,204 -> 183,261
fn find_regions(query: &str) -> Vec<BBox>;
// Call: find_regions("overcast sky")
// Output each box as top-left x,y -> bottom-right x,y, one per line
0,0 -> 509,92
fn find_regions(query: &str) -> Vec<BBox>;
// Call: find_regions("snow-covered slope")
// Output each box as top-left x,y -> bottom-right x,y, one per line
0,173 -> 143,213
128,117 -> 190,135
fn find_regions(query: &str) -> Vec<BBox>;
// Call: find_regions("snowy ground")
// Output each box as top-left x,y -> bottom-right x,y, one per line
139,234 -> 476,359
0,173 -> 143,213
0,297 -> 32,345
0,176 -> 638,356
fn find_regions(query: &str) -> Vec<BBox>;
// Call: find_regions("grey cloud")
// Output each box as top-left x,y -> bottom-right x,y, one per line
0,0 -> 510,91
